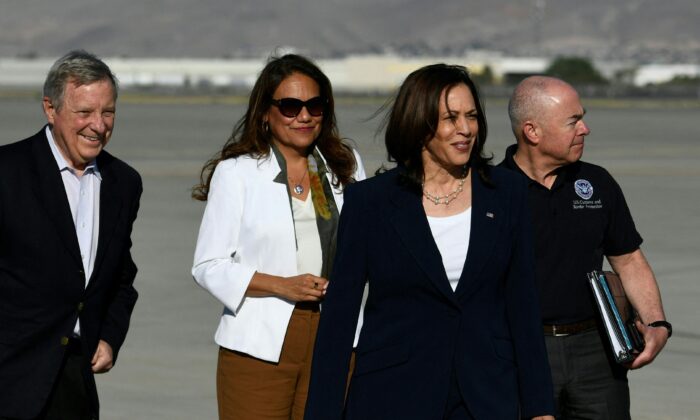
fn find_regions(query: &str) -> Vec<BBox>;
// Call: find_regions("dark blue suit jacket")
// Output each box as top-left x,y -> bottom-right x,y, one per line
0,128 -> 142,419
305,166 -> 554,420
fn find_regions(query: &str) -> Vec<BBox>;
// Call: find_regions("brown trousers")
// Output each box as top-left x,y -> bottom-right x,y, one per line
217,304 -> 320,420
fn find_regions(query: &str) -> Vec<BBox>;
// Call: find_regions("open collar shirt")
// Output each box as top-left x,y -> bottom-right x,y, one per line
45,126 -> 101,336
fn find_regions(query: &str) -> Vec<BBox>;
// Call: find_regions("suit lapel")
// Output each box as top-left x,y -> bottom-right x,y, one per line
30,131 -> 83,266
388,178 -> 459,306
455,173 -> 500,300
91,153 -> 123,284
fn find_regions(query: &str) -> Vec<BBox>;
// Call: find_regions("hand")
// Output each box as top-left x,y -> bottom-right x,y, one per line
532,416 -> 555,420
91,340 -> 114,373
627,319 -> 669,369
278,274 -> 328,302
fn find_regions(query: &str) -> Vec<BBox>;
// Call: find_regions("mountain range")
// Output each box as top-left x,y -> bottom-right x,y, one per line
2,0 -> 699,63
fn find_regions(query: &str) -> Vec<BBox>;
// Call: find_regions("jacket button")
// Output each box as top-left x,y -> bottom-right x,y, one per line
78,302 -> 84,312
60,336 -> 70,346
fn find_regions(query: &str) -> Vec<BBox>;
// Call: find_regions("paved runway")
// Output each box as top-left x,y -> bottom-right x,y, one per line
1,94 -> 699,419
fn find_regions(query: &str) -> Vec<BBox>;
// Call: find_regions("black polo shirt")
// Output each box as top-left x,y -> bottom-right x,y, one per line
499,145 -> 642,324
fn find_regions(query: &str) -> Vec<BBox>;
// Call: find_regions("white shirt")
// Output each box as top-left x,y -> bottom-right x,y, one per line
427,208 -> 472,291
46,126 -> 101,336
292,195 -> 323,277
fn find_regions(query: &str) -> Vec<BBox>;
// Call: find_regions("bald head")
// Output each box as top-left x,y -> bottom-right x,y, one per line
508,76 -> 578,139
507,76 -> 590,180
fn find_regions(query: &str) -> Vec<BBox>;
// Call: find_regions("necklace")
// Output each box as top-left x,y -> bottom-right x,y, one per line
423,167 -> 467,205
288,166 -> 309,195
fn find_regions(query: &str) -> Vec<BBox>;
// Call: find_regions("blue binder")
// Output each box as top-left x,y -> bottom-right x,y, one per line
587,270 -> 645,363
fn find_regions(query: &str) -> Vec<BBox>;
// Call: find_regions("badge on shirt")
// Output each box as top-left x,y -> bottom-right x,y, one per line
574,179 -> 594,200
572,179 -> 602,210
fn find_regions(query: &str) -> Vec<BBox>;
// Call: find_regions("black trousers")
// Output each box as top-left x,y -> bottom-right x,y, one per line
38,340 -> 94,420
545,328 -> 630,420
0,341 -> 93,420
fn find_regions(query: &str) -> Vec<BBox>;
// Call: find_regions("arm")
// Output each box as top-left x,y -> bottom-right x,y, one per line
607,249 -> 668,369
99,178 -> 142,363
192,160 -> 256,313
192,161 -> 324,313
305,183 -> 368,420
246,271 -> 327,302
505,178 -> 556,418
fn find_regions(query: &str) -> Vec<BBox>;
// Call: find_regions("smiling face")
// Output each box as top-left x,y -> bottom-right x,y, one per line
264,72 -> 323,158
422,83 -> 479,173
536,83 -> 590,165
43,79 -> 116,172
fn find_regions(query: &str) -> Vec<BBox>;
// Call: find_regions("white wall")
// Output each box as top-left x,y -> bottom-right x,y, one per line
1,55 -> 696,91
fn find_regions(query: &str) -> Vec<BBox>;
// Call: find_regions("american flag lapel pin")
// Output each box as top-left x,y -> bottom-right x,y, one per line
486,212 -> 494,219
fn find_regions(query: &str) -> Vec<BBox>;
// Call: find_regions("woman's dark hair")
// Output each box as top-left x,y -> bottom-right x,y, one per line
193,54 -> 356,201
383,63 -> 492,188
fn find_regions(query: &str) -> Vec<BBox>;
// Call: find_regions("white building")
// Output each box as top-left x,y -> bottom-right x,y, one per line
0,54 -> 696,92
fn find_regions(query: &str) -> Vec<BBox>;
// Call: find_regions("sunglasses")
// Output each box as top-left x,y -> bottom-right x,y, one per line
271,97 -> 326,118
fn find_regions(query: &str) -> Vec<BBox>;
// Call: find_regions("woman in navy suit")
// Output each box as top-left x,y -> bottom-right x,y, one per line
305,64 -> 555,420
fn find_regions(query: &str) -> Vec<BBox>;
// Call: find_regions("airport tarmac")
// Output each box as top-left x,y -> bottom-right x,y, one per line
1,94 -> 699,419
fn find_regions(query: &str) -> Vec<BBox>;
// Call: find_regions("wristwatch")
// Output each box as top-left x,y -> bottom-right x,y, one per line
648,320 -> 673,338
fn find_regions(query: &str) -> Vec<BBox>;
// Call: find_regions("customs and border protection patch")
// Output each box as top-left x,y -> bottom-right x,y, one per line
574,179 -> 594,200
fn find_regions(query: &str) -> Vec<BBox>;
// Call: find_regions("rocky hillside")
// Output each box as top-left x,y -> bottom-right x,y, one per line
1,0 -> 698,62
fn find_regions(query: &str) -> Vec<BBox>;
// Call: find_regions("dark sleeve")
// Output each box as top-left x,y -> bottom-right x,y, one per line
305,183 -> 369,420
99,175 -> 142,361
602,170 -> 643,256
505,177 -> 556,417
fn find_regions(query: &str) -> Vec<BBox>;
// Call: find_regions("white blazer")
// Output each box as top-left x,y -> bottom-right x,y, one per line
192,148 -> 366,362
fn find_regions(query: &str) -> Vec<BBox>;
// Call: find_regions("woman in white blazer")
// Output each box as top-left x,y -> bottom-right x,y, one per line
191,54 -> 365,420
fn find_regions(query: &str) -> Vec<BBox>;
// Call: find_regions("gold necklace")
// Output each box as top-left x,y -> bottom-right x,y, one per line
423,167 -> 467,205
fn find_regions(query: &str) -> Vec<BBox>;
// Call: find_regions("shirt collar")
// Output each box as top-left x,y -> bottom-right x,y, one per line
45,126 -> 101,179
270,143 -> 328,184
503,143 -> 575,190
503,144 -> 523,173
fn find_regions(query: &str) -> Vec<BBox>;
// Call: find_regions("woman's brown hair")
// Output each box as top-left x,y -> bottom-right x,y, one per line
192,54 -> 357,201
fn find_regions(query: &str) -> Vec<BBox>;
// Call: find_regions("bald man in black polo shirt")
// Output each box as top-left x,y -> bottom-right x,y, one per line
499,76 -> 670,419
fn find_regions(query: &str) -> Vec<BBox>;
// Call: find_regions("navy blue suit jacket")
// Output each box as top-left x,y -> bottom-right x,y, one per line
0,128 -> 142,419
305,166 -> 554,420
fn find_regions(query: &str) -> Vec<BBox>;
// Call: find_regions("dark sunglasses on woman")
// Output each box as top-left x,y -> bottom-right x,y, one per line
271,96 -> 326,118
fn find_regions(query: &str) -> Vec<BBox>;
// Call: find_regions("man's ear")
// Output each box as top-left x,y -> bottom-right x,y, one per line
522,121 -> 540,145
42,97 -> 56,125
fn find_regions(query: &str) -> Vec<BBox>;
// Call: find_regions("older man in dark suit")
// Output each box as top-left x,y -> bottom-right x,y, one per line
0,50 -> 142,420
